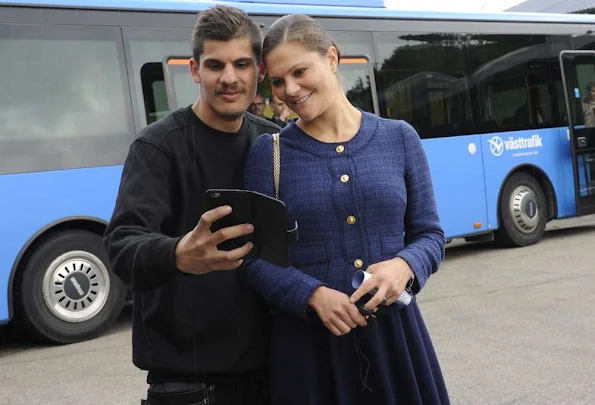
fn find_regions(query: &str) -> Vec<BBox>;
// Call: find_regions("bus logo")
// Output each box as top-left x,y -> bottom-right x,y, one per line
487,135 -> 543,157
70,277 -> 86,297
487,136 -> 505,156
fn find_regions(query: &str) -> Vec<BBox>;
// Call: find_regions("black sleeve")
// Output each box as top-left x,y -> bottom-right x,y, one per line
103,138 -> 181,291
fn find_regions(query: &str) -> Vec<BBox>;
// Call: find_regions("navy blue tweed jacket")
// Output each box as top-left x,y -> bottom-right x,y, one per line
242,111 -> 445,318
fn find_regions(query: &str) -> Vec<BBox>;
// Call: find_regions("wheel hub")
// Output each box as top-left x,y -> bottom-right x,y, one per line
42,251 -> 110,323
63,272 -> 91,301
509,186 -> 540,234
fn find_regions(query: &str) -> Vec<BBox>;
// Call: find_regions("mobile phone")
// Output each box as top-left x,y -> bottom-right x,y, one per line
204,189 -> 296,267
205,189 -> 255,252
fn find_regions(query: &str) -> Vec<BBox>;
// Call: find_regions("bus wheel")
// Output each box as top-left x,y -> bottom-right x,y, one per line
16,230 -> 126,344
496,172 -> 548,247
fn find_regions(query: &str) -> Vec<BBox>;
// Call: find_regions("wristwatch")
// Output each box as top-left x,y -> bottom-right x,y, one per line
406,272 -> 415,293
394,256 -> 416,292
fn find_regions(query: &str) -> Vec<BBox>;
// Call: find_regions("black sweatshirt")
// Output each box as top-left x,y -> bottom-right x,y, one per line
103,106 -> 280,384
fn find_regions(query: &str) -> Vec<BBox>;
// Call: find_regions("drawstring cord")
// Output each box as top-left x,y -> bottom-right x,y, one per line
353,316 -> 378,392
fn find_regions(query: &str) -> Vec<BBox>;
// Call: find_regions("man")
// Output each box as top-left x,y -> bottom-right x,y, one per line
248,92 -> 265,118
267,94 -> 290,128
103,5 -> 280,405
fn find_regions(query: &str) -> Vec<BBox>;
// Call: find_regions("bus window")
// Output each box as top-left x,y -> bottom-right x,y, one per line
373,32 -> 472,139
140,63 -> 169,125
0,23 -> 133,175
327,31 -> 376,113
374,32 -> 571,137
328,31 -> 375,65
466,35 -> 569,133
479,65 -> 551,131
141,58 -> 198,123
552,66 -> 568,125
122,27 -> 196,129
338,57 -> 378,114
162,57 -> 200,111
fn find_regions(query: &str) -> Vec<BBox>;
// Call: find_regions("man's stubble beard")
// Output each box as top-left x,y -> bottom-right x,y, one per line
216,109 -> 245,122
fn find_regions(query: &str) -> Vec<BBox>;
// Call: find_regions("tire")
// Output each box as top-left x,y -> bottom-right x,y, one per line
15,230 -> 126,344
495,172 -> 548,247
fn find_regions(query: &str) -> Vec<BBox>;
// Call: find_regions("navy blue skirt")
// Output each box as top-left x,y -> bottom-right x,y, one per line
268,300 -> 450,405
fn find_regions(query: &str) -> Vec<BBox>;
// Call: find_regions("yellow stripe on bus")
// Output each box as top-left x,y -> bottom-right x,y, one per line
340,58 -> 368,64
167,59 -> 190,65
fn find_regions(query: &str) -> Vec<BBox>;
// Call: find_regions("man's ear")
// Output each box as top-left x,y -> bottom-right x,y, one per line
258,62 -> 267,82
190,58 -> 201,83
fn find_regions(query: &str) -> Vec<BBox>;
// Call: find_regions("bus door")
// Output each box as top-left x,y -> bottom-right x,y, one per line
560,51 -> 595,216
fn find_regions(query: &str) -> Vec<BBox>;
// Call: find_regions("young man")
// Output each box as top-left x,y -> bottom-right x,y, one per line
103,5 -> 280,405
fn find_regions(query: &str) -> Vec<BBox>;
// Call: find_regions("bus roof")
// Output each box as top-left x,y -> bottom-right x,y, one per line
5,0 -> 595,25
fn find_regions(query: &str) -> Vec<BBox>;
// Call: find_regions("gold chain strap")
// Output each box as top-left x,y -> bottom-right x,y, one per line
272,133 -> 280,200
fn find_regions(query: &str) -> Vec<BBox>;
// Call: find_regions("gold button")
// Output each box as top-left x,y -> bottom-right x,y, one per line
340,174 -> 350,183
354,259 -> 363,268
347,216 -> 356,224
336,145 -> 345,153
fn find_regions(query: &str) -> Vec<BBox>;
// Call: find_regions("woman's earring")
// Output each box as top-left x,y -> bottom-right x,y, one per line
332,66 -> 337,75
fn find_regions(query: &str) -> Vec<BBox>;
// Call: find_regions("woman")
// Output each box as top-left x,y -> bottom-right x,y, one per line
242,14 -> 449,405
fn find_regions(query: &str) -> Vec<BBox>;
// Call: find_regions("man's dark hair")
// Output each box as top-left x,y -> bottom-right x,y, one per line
192,5 -> 263,63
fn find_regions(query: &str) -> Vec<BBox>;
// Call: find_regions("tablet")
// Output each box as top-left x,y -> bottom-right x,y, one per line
205,189 -> 298,268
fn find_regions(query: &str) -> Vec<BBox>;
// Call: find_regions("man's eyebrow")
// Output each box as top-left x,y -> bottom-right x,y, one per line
202,57 -> 253,64
233,57 -> 254,64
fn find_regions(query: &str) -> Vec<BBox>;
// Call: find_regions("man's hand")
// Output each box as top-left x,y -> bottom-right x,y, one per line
175,205 -> 254,275
308,286 -> 367,336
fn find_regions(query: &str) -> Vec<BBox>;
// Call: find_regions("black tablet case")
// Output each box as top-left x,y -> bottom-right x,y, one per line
205,189 -> 298,268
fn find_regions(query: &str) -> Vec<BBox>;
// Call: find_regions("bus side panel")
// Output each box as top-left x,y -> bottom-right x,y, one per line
422,135 -> 489,239
0,165 -> 124,323
480,128 -> 569,230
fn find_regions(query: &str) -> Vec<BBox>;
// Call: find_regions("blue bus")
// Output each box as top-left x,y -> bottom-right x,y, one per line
2,0 -> 595,343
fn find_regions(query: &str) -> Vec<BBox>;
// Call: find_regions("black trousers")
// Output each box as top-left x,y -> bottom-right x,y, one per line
142,381 -> 269,405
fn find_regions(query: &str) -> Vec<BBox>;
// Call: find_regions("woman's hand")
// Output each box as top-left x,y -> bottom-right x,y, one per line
349,258 -> 414,311
308,286 -> 367,336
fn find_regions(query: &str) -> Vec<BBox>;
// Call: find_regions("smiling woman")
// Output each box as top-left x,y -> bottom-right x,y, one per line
242,13 -> 450,405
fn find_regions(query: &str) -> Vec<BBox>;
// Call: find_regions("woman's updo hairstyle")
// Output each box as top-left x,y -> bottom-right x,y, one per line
263,14 -> 341,64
